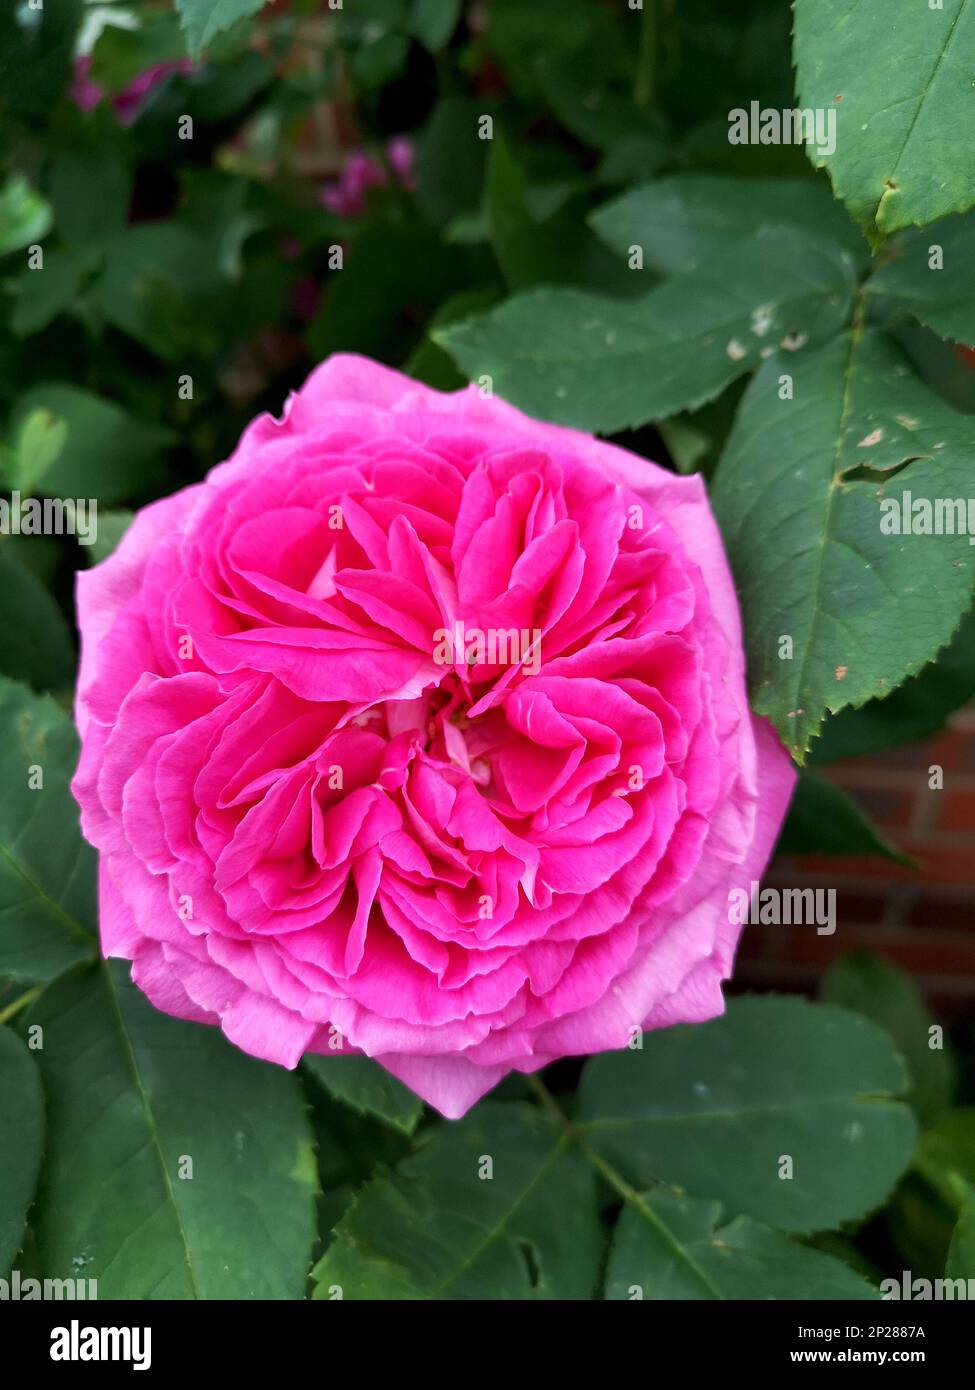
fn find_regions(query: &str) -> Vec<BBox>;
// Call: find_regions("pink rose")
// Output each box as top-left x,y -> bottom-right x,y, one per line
112,60 -> 195,125
320,138 -> 416,217
321,152 -> 386,217
69,56 -> 195,124
69,56 -> 103,113
72,355 -> 795,1118
385,135 -> 417,191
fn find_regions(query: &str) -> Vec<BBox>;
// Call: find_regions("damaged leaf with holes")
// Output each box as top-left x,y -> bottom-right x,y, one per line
712,330 -> 975,761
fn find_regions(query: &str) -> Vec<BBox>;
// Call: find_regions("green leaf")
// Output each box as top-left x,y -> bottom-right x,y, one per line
9,247 -> 89,338
350,33 -> 409,91
0,1027 -> 43,1275
173,49 -> 274,124
303,1054 -> 423,1136
576,996 -> 917,1233
329,2 -> 411,89
871,214 -> 975,346
660,0 -> 794,130
307,223 -> 478,366
436,226 -> 854,433
0,0 -> 81,121
175,0 -> 268,59
811,609 -> 975,764
0,677 -> 96,985
604,1190 -> 878,1300
946,1202 -> 975,1281
12,385 -> 173,506
794,0 -> 975,236
914,1109 -> 975,1213
6,407 -> 68,493
0,175 -> 53,257
92,222 -> 226,361
486,0 -> 617,102
86,509 -> 133,565
711,328 -> 975,761
485,133 -> 576,291
180,170 -> 261,279
306,1077 -> 411,1240
896,320 -> 975,414
657,415 -> 711,476
820,953 -> 955,1126
880,1159 -> 959,1282
0,547 -> 74,692
89,12 -> 187,90
28,961 -> 317,1298
679,113 -> 811,180
0,533 -> 59,592
312,1104 -> 602,1299
777,772 -> 913,865
405,288 -> 501,391
590,174 -> 866,277
409,0 -> 460,52
595,135 -> 669,189
537,49 -> 666,153
415,98 -> 495,229
50,133 -> 132,250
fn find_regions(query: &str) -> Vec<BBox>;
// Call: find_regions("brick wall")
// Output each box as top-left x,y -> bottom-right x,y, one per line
736,705 -> 975,1018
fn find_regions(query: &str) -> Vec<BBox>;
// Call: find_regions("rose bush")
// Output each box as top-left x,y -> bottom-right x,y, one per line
5,0 -> 973,1308
73,353 -> 794,1117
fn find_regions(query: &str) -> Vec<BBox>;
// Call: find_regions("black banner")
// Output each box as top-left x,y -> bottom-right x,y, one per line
1,1297 -> 970,1374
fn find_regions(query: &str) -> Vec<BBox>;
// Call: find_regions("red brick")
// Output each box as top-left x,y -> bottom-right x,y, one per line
732,963 -> 975,1015
889,742 -> 939,770
951,703 -> 975,734
775,853 -> 918,883
740,713 -> 975,1001
827,764 -> 929,794
938,789 -> 975,833
926,729 -> 966,774
780,842 -> 975,885
846,786 -> 916,831
934,733 -> 973,778
765,874 -> 889,925
837,890 -> 891,924
903,844 -> 975,886
735,928 -> 767,960
907,894 -> 975,930
759,929 -> 975,976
